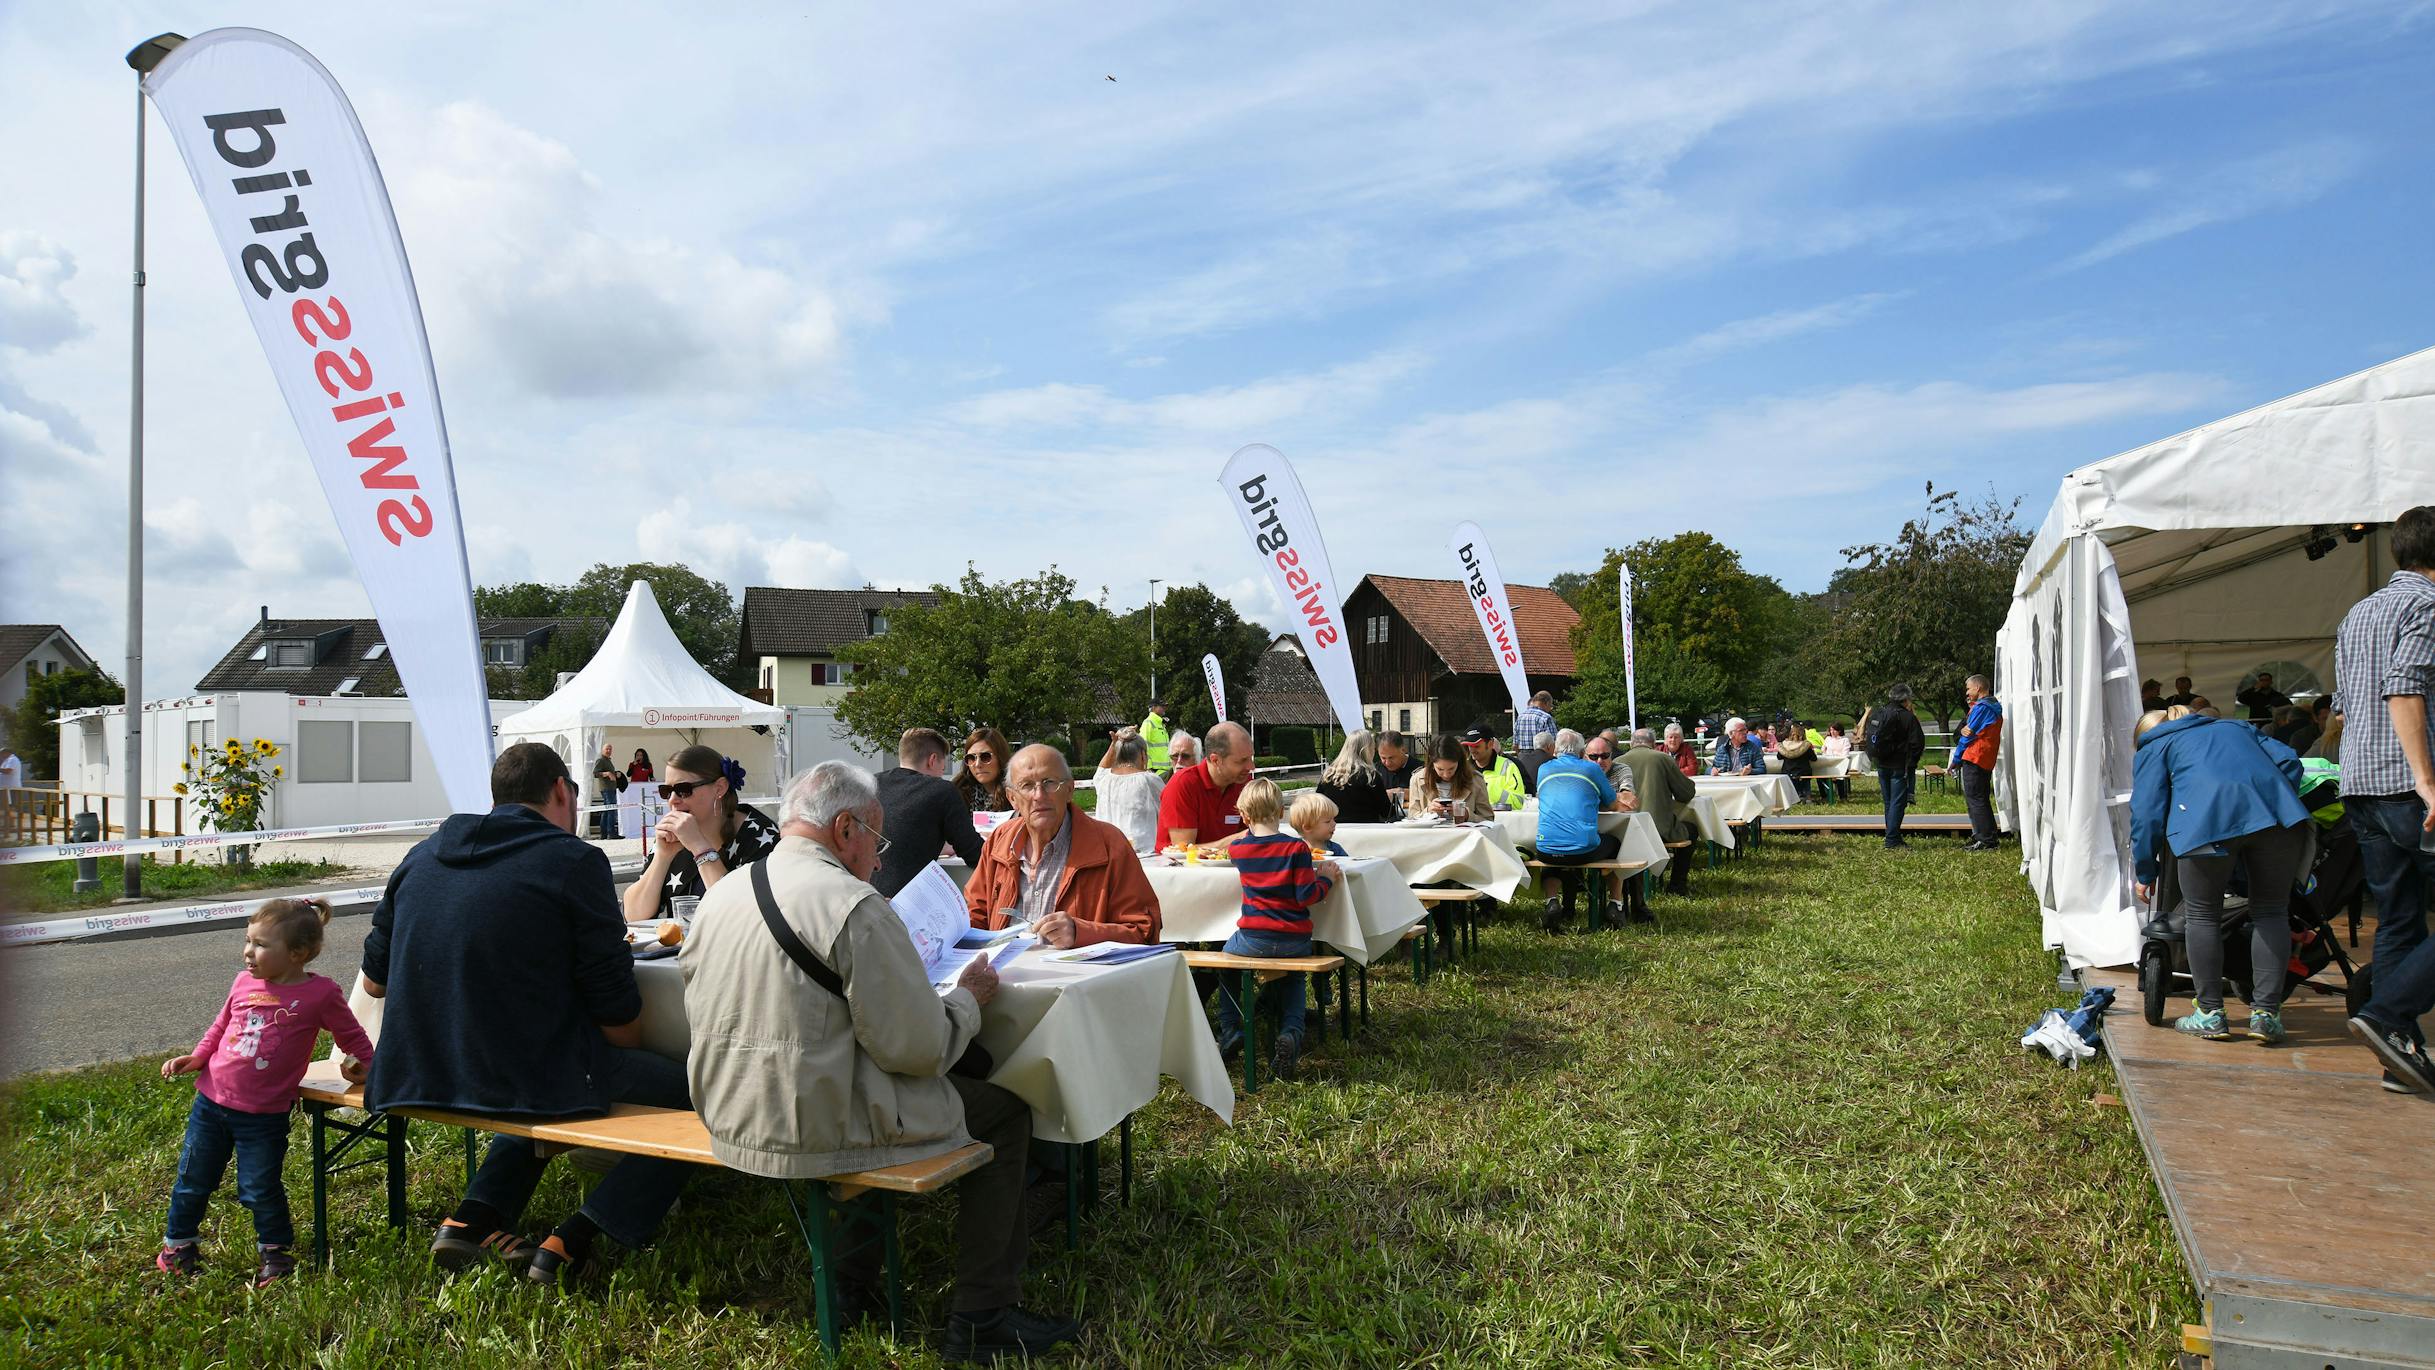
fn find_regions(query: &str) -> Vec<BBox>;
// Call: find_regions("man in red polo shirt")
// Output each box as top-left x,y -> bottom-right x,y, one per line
1159,721 -> 1256,850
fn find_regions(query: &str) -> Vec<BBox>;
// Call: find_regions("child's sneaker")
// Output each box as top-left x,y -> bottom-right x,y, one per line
156,1243 -> 201,1277
2175,1007 -> 2234,1039
2245,1010 -> 2287,1045
251,1246 -> 296,1289
1215,1030 -> 1243,1063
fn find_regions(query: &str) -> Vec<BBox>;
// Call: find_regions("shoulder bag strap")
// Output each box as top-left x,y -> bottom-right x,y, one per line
750,858 -> 844,998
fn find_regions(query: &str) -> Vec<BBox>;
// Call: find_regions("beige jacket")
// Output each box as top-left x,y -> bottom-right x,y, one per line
681,835 -> 984,1179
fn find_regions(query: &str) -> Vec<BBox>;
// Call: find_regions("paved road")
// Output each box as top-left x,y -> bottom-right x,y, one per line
3,907 -> 382,1078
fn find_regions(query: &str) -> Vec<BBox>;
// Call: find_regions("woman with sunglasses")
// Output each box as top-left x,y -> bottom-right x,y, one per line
953,727 -> 1014,815
621,743 -> 782,922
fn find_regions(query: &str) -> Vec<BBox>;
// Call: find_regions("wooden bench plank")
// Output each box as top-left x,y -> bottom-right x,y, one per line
1179,950 -> 1346,975
1412,887 -> 1490,904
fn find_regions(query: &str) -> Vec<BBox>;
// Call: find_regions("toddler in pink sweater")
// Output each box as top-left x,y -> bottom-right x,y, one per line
158,898 -> 373,1287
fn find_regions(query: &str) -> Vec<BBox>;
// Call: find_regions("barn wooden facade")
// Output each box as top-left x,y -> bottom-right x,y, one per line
1343,575 -> 1579,741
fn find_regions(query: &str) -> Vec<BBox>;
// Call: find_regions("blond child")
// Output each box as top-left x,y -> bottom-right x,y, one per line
159,898 -> 373,1286
1286,792 -> 1348,856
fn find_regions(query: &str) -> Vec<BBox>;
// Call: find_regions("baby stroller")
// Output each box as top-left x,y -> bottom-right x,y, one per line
2136,773 -> 2370,1026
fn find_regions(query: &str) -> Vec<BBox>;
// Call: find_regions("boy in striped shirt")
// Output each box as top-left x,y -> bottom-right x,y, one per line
1214,778 -> 1341,1081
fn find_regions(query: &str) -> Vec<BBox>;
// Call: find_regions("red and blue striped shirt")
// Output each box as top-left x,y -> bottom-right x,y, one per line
1232,831 -> 1333,935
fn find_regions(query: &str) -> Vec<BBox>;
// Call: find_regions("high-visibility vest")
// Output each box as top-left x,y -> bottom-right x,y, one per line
1483,756 -> 1527,811
1140,713 -> 1171,770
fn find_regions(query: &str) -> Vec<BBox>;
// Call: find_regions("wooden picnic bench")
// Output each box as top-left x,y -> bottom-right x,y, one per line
1179,949 -> 1349,1092
1523,858 -> 1652,932
296,1064 -> 990,1356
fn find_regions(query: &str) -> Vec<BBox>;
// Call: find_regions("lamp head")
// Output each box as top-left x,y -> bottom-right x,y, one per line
127,33 -> 187,73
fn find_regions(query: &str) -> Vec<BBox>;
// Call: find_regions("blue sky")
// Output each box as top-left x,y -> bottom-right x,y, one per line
4,2 -> 2432,693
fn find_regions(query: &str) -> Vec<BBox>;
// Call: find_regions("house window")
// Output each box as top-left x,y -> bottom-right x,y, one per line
483,639 -> 522,666
359,721 -> 412,783
297,720 -> 354,783
809,662 -> 828,686
1398,708 -> 1412,731
867,611 -> 889,635
269,640 -> 312,669
336,677 -> 362,694
21,663 -> 31,687
759,664 -> 773,690
364,643 -> 388,660
1365,615 -> 1388,646
43,660 -> 57,675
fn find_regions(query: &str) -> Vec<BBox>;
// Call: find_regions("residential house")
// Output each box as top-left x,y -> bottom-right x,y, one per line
737,587 -> 938,706
1342,574 -> 1579,739
195,608 -> 599,696
0,624 -> 98,745
1246,633 -> 1334,741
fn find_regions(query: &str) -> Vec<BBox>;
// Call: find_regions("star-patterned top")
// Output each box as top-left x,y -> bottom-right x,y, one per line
659,803 -> 782,914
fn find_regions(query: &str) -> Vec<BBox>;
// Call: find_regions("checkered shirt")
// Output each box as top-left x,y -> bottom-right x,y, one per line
2334,570 -> 2435,796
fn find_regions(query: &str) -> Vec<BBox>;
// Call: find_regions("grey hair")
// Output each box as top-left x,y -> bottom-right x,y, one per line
1534,731 -> 1556,752
1888,683 -> 1914,704
1167,730 -> 1198,757
1725,716 -> 1747,732
782,760 -> 879,829
1631,727 -> 1657,746
1112,732 -> 1147,767
1663,722 -> 1684,738
1553,728 -> 1587,757
1965,673 -> 1990,694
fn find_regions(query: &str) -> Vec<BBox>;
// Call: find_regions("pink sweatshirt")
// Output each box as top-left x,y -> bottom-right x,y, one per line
191,971 -> 375,1115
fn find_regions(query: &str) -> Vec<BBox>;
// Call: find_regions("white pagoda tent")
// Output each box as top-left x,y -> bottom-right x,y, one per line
496,581 -> 786,822
1997,346 -> 2435,968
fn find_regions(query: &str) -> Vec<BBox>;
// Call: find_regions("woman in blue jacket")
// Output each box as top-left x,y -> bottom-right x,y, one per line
2131,708 -> 2313,1043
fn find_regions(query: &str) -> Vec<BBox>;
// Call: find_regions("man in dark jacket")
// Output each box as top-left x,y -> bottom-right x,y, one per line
363,742 -> 689,1284
874,727 -> 985,897
1868,684 -> 1926,849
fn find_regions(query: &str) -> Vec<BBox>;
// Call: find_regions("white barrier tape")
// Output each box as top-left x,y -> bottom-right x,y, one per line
0,794 -> 785,867
1,884 -> 394,948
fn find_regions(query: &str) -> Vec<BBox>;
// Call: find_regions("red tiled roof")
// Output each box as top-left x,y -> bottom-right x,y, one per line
1361,575 -> 1578,677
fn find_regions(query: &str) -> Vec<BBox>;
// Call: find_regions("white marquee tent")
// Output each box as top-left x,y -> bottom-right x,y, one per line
1997,346 -> 2435,968
496,581 -> 786,825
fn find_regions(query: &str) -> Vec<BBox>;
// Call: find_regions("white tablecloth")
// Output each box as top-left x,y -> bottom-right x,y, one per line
1142,856 -> 1426,964
1693,775 -> 1799,820
635,947 -> 1232,1144
1766,753 -> 1850,780
1330,822 -> 1529,900
1495,807 -> 1669,870
1684,793 -> 1733,849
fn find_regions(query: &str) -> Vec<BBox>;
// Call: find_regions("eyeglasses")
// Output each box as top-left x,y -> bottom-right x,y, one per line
657,779 -> 718,800
843,813 -> 893,856
1586,752 -> 1612,761
1010,778 -> 1071,796
965,751 -> 996,765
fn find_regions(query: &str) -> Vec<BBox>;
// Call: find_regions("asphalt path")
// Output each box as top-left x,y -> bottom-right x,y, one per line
3,906 -> 382,1079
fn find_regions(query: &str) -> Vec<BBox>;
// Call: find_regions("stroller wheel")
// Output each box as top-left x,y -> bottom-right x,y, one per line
2139,943 -> 2171,1027
2346,959 -> 2375,1022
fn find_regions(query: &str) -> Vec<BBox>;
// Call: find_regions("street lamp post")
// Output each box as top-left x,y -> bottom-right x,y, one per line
119,33 -> 183,899
1148,579 -> 1162,702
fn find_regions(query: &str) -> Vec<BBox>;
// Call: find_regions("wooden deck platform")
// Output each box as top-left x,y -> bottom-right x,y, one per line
2088,953 -> 2435,1368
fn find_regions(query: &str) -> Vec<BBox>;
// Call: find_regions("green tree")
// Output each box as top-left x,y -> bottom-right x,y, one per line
1121,584 -> 1271,736
471,582 -> 566,618
9,667 -> 124,782
833,566 -> 1148,751
1819,484 -> 2029,729
1562,532 -> 1799,728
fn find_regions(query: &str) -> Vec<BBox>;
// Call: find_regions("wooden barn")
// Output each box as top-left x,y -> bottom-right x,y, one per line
1342,574 -> 1578,740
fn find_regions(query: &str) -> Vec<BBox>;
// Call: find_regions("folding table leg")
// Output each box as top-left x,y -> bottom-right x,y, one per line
1241,970 -> 1260,1093
384,1114 -> 408,1230
1119,1116 -> 1133,1207
463,1127 -> 478,1187
1063,1142 -> 1082,1251
1356,962 -> 1370,1027
880,1193 -> 903,1332
310,1106 -> 330,1266
783,1181 -> 843,1358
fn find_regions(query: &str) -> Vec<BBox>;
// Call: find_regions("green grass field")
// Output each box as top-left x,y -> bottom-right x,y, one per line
0,856 -> 358,921
0,836 -> 2186,1367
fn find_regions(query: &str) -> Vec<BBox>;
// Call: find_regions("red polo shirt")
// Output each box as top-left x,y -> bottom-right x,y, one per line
1156,761 -> 1244,846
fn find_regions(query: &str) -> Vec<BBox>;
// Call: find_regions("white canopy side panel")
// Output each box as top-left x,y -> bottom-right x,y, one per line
495,581 -> 782,736
2001,535 -> 2143,968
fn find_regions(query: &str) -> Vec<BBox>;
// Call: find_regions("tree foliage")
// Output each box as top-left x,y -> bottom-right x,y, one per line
470,562 -> 740,697
1121,584 -> 1271,736
1819,484 -> 2029,728
833,566 -> 1147,751
1562,533 -> 1798,729
9,668 -> 124,782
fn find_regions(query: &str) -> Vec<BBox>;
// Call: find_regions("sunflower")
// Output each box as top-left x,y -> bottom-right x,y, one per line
271,765 -> 284,779
256,738 -> 276,755
172,782 -> 188,796
188,744 -> 199,758
180,760 -> 191,773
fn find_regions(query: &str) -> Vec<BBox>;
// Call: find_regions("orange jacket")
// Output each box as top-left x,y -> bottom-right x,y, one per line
964,804 -> 1163,947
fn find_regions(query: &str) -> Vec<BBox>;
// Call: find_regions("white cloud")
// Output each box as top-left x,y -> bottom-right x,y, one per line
2057,139 -> 2370,272
0,233 -> 85,354
636,498 -> 860,594
951,352 -> 1423,434
1655,293 -> 1907,364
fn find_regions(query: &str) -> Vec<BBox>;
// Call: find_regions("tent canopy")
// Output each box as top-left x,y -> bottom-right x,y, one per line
1999,346 -> 2435,967
497,582 -> 786,809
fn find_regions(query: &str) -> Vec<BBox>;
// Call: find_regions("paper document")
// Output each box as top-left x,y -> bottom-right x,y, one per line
1047,942 -> 1178,966
932,936 -> 1032,996
889,862 -> 974,984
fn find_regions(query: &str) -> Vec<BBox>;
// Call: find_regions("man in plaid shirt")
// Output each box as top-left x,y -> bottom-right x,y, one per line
2337,505 -> 2435,1096
1514,691 -> 1556,757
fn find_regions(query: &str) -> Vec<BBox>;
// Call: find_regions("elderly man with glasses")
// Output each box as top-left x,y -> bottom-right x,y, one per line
964,744 -> 1163,949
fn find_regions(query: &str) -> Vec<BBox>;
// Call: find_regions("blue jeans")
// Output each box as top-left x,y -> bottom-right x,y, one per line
166,1093 -> 294,1249
1881,768 -> 1916,845
1214,928 -> 1313,1046
463,1047 -> 692,1249
2353,793 -> 2435,1044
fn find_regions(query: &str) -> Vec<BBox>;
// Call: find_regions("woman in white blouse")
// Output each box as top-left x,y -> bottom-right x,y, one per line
1092,729 -> 1167,854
